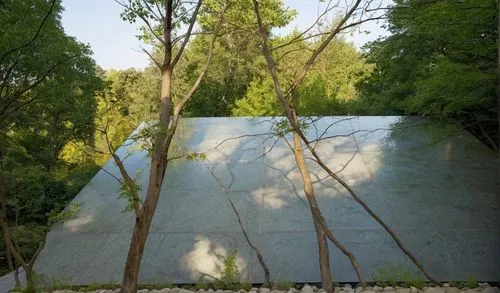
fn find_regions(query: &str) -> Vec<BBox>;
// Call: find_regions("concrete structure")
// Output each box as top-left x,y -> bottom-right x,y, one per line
33,116 -> 499,285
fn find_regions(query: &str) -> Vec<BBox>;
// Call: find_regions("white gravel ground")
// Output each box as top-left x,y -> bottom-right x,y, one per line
44,283 -> 500,293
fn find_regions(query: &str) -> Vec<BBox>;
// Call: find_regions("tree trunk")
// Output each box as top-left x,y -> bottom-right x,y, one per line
120,69 -> 172,293
312,216 -> 333,293
158,69 -> 172,140
120,217 -> 147,293
24,266 -> 35,291
14,261 -> 20,288
5,239 -> 21,287
292,131 -> 333,293
5,238 -> 14,272
120,170 -> 164,293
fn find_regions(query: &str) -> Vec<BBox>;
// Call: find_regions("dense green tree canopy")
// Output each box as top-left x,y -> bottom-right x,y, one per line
232,35 -> 372,116
181,0 -> 295,116
0,0 -> 102,274
356,0 -> 497,147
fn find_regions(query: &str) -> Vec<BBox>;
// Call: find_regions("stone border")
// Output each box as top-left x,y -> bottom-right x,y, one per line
37,283 -> 500,293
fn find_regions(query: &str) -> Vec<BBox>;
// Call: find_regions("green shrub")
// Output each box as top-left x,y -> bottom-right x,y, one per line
214,250 -> 243,290
48,203 -> 81,224
273,279 -> 294,290
240,281 -> 252,291
450,274 -> 477,288
372,262 -> 426,288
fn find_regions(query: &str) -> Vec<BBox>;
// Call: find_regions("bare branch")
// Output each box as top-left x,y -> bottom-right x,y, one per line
270,0 -> 337,52
170,0 -> 203,69
171,31 -> 212,45
253,0 -> 439,285
208,166 -> 270,286
141,47 -> 162,70
28,242 -> 45,267
101,168 -> 124,184
104,126 -> 142,216
285,0 -> 363,98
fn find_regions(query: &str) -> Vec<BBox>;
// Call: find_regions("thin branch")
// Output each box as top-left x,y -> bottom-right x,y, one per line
0,0 -> 57,65
253,0 -> 439,284
28,242 -> 45,267
0,60 -> 19,100
115,0 -> 166,46
208,166 -> 270,286
0,55 -> 78,123
248,136 -> 280,163
171,31 -> 213,45
101,168 -> 124,184
173,0 -> 228,115
141,0 -> 162,21
314,117 -> 358,148
141,47 -> 162,70
292,131 -> 364,287
285,0 -> 363,98
104,126 -> 142,216
310,122 -> 426,143
170,0 -> 203,69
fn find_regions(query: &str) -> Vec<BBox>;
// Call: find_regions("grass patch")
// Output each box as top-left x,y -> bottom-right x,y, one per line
372,262 -> 426,289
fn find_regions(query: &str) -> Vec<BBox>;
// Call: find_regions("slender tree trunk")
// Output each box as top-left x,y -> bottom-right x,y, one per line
158,69 -> 172,136
24,267 -> 34,290
0,202 -> 31,286
312,218 -> 333,293
0,151 -> 34,289
14,261 -> 20,288
0,173 -> 27,267
5,239 -> 21,288
118,1 -> 222,290
5,238 -> 14,271
120,69 -> 172,293
120,163 -> 166,293
5,238 -> 21,287
120,217 -> 147,293
292,132 -> 333,293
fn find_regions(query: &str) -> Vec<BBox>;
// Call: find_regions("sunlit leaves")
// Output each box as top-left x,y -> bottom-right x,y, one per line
186,152 -> 207,160
47,203 -> 81,225
0,0 -> 102,264
358,0 -> 497,118
119,180 -> 142,213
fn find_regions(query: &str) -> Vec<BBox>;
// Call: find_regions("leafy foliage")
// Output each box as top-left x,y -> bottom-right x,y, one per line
47,203 -> 81,225
231,35 -> 371,117
186,152 -> 207,161
119,180 -> 143,213
449,274 -> 478,289
357,0 -> 498,148
214,250 -> 243,290
0,0 -> 102,277
273,279 -> 294,290
182,0 -> 295,117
